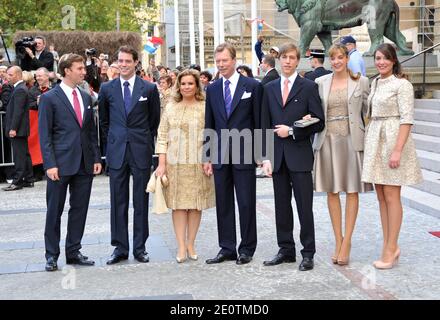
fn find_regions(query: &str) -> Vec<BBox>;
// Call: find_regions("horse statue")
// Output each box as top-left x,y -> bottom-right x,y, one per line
275,0 -> 414,56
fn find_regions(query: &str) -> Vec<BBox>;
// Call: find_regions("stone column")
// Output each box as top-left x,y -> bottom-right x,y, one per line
434,0 -> 440,53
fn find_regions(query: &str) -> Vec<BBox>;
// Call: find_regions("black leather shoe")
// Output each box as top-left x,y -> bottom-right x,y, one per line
66,252 -> 95,266
236,253 -> 252,265
3,184 -> 23,191
45,257 -> 58,272
23,181 -> 34,188
134,252 -> 150,263
263,253 -> 296,266
106,253 -> 129,265
205,252 -> 237,264
299,257 -> 314,271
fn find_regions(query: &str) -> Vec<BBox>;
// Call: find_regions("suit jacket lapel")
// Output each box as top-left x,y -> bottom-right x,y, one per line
229,75 -> 246,117
129,76 -> 144,113
111,79 -> 127,119
54,86 -> 81,127
79,88 -> 90,127
214,80 -> 227,122
347,76 -> 358,101
274,78 -> 283,108
285,75 -> 304,106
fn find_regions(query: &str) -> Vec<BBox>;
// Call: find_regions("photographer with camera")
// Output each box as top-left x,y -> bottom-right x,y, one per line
17,36 -> 54,72
85,48 -> 102,92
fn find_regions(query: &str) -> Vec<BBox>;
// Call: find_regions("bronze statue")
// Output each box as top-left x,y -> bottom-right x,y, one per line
275,0 -> 414,56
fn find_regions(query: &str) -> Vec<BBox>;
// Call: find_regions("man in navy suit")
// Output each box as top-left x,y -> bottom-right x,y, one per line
99,46 -> 160,265
204,42 -> 262,265
39,54 -> 102,271
261,43 -> 325,271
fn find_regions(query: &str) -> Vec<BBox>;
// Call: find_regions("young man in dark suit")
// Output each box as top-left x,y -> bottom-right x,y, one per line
260,54 -> 280,86
99,46 -> 160,265
204,42 -> 262,265
39,54 -> 102,271
261,43 -> 325,271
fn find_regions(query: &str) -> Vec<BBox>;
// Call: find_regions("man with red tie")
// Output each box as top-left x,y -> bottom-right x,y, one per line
39,54 -> 102,271
261,43 -> 325,271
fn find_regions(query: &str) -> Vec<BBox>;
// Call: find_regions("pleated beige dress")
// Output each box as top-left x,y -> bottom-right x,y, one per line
314,88 -> 373,193
155,100 -> 215,210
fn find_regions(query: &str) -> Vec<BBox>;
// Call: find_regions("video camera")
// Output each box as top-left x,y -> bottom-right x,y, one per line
15,36 -> 36,60
85,48 -> 97,57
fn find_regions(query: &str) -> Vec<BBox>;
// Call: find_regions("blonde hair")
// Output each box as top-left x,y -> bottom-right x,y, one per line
172,69 -> 205,103
328,44 -> 361,81
22,71 -> 35,85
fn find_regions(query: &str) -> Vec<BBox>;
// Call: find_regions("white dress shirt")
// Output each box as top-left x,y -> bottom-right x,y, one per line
280,71 -> 298,98
120,74 -> 136,99
223,71 -> 240,100
60,81 -> 85,118
13,80 -> 24,88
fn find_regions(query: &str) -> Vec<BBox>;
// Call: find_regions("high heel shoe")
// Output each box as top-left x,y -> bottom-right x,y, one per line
176,255 -> 187,263
331,256 -> 338,264
373,248 -> 400,269
187,249 -> 198,261
337,242 -> 351,266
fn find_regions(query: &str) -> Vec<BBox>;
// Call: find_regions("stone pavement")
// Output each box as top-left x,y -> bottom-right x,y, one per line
0,175 -> 439,300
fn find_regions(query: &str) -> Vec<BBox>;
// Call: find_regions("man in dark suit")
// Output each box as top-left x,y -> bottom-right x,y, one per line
261,43 -> 325,271
204,42 -> 262,265
304,49 -> 332,82
99,46 -> 160,265
3,66 -> 33,191
260,54 -> 280,86
22,36 -> 54,72
39,54 -> 102,271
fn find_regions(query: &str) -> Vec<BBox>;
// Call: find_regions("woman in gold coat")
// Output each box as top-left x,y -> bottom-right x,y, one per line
155,69 -> 215,263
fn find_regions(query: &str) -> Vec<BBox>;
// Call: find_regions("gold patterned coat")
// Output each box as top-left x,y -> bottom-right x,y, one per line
155,100 -> 215,210
362,75 -> 423,186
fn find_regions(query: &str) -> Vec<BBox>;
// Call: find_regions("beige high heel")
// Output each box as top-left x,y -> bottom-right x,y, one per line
176,255 -> 187,263
373,248 -> 400,269
187,249 -> 198,261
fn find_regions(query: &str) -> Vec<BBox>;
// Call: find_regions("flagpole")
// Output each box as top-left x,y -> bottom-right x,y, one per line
213,0 -> 219,50
189,0 -> 196,64
174,0 -> 181,67
198,0 -> 205,70
219,0 -> 225,44
251,0 -> 258,76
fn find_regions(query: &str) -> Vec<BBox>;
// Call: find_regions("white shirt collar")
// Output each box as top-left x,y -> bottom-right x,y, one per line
223,71 -> 240,86
266,67 -> 275,75
60,80 -> 78,95
120,74 -> 136,89
280,71 -> 298,85
14,80 -> 24,88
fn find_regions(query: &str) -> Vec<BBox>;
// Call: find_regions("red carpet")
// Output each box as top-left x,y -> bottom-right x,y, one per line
429,231 -> 440,238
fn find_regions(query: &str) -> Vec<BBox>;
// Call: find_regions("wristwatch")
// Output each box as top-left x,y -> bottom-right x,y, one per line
288,127 -> 295,139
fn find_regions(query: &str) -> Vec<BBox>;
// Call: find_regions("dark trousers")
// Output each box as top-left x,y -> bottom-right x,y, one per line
272,158 -> 315,258
109,144 -> 151,257
10,137 -> 33,185
44,161 -> 93,260
213,165 -> 257,257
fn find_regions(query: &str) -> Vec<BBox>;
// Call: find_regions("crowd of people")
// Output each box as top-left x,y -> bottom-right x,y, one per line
0,34 -> 423,274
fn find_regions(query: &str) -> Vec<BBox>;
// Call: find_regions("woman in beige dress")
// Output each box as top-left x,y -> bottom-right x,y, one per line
313,44 -> 373,265
362,44 -> 423,269
155,69 -> 215,263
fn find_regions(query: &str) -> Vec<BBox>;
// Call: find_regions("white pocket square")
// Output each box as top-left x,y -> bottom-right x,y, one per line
87,105 -> 91,109
241,91 -> 252,100
138,96 -> 148,102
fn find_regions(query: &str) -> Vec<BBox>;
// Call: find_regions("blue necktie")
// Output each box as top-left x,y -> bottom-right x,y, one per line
224,79 -> 232,117
123,81 -> 132,114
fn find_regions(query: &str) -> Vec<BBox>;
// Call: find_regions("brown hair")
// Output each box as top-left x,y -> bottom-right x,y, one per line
215,42 -> 236,60
278,43 -> 300,60
328,44 -> 361,80
374,43 -> 407,79
173,69 -> 205,103
58,53 -> 84,77
117,45 -> 138,61
159,75 -> 172,87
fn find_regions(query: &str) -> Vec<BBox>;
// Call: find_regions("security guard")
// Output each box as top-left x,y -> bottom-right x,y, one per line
304,49 -> 332,81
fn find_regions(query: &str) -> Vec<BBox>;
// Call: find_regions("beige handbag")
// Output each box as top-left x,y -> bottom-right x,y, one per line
146,173 -> 169,214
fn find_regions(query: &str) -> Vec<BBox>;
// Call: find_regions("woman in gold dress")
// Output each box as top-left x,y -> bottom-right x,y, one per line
313,44 -> 373,265
362,44 -> 423,269
155,69 -> 215,263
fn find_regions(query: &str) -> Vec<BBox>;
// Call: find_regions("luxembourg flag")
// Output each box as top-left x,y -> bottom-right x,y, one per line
144,36 -> 164,54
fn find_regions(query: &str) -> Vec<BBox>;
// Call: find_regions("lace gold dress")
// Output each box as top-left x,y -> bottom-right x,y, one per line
314,88 -> 373,193
361,75 -> 423,186
155,100 -> 215,210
